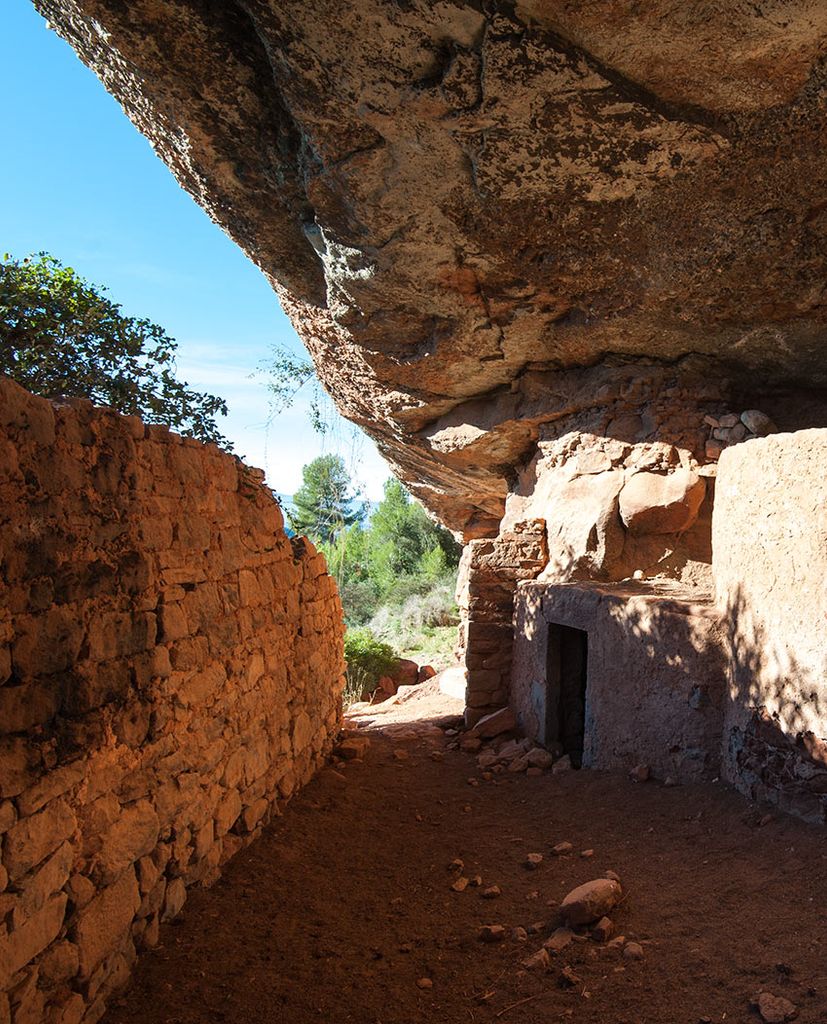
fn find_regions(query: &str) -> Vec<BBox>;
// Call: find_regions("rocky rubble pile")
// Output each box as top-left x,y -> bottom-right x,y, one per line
444,707 -> 574,778
704,409 -> 778,460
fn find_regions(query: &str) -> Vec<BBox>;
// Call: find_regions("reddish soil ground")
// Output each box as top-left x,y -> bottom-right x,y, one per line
105,690 -> 827,1024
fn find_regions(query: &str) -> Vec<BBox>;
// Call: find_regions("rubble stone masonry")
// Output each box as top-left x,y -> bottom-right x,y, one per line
0,378 -> 346,1023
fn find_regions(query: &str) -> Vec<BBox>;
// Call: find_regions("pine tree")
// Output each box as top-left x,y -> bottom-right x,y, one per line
289,454 -> 366,543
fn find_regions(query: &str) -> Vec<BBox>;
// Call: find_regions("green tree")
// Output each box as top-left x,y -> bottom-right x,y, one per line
369,479 -> 460,585
289,454 -> 366,544
0,252 -> 230,447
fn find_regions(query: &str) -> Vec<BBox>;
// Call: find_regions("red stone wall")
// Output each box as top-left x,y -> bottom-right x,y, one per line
456,522 -> 547,725
0,379 -> 345,1023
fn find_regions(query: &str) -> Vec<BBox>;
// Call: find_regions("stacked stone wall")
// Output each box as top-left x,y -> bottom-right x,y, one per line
456,521 -> 547,725
0,379 -> 345,1023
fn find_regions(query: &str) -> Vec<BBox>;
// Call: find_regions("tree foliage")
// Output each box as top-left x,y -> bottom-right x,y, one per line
258,343 -> 328,434
321,476 -> 461,625
289,453 -> 367,544
0,252 -> 230,447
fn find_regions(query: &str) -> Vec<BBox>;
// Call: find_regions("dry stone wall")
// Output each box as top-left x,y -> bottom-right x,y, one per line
0,378 -> 346,1023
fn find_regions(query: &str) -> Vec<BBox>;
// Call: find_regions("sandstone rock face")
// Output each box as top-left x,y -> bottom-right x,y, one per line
0,379 -> 345,1021
619,470 -> 706,535
32,0 -> 827,537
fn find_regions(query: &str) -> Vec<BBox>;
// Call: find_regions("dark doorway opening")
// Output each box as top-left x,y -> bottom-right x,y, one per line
545,624 -> 588,767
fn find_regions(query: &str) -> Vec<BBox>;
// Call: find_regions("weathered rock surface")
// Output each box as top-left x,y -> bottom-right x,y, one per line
33,0 -> 827,536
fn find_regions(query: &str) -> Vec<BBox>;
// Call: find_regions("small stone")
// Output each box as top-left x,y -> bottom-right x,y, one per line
467,777 -> 480,787
740,410 -> 777,437
580,849 -> 594,859
604,870 -> 621,883
393,749 -> 409,761
525,852 -> 543,870
513,926 -> 528,942
478,924 -> 506,943
560,879 -> 622,926
460,737 -> 482,753
753,992 -> 798,1023
449,858 -> 464,872
705,439 -> 724,460
663,776 -> 676,787
552,841 -> 573,857
526,747 -> 554,770
552,755 -> 571,774
468,707 -> 516,739
560,965 -> 581,987
416,977 -> 433,990
481,885 -> 501,899
623,942 -> 645,961
629,764 -> 650,782
451,876 -> 469,893
592,916 -> 614,942
718,413 -> 740,428
429,751 -> 443,762
463,804 -> 471,813
508,755 -> 529,773
543,927 -> 574,953
522,948 -> 550,971
336,736 -> 370,760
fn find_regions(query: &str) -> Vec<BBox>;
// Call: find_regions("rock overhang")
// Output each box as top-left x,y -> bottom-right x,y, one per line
33,0 -> 827,536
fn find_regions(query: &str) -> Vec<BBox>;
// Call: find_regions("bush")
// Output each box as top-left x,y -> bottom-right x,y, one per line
343,628 -> 398,696
0,252 -> 230,447
338,578 -> 380,627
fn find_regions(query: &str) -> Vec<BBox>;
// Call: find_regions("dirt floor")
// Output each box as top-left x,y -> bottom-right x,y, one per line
104,688 -> 827,1024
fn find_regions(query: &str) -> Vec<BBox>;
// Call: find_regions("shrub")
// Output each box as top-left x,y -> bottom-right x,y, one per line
343,627 -> 398,695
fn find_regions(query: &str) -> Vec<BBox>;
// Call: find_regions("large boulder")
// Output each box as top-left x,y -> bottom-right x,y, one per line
619,470 -> 706,535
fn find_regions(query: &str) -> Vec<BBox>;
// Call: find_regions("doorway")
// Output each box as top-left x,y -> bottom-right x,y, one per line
545,624 -> 588,767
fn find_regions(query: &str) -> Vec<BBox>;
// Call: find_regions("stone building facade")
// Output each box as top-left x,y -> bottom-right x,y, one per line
459,398 -> 827,821
0,379 -> 345,1024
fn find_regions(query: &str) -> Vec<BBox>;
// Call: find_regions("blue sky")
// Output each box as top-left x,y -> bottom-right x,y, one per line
1,0 -> 391,499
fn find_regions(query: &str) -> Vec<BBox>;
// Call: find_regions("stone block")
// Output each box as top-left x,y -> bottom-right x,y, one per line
19,841 -> 74,916
0,894 -> 67,989
16,764 -> 84,818
619,469 -> 705,535
97,802 -> 160,882
4,799 -> 77,883
12,608 -> 84,678
0,682 -> 61,732
215,791 -> 242,837
38,939 -> 80,988
0,738 -> 39,799
73,870 -> 140,978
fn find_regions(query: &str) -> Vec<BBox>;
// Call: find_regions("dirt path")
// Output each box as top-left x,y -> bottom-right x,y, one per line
105,691 -> 827,1024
